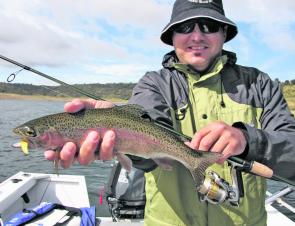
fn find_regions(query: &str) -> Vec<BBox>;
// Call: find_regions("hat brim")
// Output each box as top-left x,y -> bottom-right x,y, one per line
160,8 -> 238,45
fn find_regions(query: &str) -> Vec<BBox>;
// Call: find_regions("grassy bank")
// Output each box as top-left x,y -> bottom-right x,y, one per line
0,93 -> 72,101
283,85 -> 295,115
0,93 -> 127,103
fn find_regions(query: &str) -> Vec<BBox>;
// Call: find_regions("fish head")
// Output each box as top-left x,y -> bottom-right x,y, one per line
13,125 -> 37,138
13,124 -> 37,155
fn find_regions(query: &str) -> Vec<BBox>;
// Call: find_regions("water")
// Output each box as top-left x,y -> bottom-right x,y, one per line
0,99 -> 294,219
0,99 -> 112,216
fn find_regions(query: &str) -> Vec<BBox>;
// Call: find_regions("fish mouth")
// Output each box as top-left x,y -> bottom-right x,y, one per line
13,128 -> 21,135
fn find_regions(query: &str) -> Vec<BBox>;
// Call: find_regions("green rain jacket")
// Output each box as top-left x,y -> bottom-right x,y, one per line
128,50 -> 295,226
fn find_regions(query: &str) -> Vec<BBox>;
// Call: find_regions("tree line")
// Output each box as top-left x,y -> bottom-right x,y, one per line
276,79 -> 295,85
1,80 -> 294,100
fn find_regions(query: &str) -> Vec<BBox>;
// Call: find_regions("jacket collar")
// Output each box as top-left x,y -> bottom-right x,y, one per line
162,49 -> 240,84
162,49 -> 237,69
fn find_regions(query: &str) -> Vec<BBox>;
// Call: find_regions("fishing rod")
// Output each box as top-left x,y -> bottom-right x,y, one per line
0,54 -> 104,101
154,116 -> 295,187
1,54 -> 294,187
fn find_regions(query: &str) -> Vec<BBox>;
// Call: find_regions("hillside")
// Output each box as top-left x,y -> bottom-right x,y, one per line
0,82 -> 135,101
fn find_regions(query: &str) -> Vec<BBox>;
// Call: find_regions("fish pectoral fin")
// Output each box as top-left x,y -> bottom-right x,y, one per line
153,158 -> 174,171
116,153 -> 133,173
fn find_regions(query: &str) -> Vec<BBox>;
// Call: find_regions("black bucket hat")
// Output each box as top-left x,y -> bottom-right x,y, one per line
160,0 -> 238,45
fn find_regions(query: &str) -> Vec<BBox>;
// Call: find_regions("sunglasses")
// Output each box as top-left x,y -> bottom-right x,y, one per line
174,18 -> 223,34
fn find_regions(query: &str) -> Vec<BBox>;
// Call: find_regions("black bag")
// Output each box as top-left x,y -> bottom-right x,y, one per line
105,161 -> 146,221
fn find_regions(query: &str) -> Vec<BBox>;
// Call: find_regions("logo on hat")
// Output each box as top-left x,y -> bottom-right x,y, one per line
187,0 -> 213,3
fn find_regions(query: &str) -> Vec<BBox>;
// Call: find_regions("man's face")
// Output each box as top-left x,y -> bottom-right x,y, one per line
172,19 -> 226,71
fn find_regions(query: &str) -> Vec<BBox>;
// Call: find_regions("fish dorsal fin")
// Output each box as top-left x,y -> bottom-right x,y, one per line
115,104 -> 146,118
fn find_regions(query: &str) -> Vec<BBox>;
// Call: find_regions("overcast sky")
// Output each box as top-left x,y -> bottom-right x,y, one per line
0,0 -> 294,85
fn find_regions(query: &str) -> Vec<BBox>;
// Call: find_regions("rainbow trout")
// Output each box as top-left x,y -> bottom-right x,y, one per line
13,104 -> 219,187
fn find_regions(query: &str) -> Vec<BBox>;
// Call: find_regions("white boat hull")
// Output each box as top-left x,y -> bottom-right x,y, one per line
0,171 -> 89,224
0,171 -> 294,226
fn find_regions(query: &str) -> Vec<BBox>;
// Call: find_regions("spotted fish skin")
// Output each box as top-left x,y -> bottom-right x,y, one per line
13,104 -> 219,187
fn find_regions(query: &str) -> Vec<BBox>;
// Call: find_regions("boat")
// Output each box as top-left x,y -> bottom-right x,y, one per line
0,170 -> 294,226
0,171 -> 91,225
266,187 -> 295,226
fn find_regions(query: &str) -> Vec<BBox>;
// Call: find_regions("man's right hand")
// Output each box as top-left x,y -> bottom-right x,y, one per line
44,98 -> 116,168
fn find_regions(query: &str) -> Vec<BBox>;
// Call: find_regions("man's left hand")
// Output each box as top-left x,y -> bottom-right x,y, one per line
187,121 -> 247,164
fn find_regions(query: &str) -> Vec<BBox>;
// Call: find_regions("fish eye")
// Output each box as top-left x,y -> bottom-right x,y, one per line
23,126 -> 36,137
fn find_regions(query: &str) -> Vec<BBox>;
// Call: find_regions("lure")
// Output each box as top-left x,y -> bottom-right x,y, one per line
20,140 -> 29,155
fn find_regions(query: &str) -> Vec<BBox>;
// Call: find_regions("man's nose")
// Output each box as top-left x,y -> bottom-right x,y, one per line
190,24 -> 204,39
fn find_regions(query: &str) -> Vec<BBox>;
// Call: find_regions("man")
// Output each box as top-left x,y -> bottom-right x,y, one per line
45,0 -> 295,225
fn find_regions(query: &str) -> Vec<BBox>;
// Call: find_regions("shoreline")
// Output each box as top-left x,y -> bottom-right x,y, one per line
0,92 -> 127,103
0,93 -> 72,101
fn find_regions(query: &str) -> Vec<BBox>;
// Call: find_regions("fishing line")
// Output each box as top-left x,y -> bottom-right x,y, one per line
40,85 -> 73,98
38,178 -> 52,204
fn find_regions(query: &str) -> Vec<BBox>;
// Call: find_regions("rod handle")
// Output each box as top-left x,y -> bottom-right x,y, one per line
251,161 -> 273,178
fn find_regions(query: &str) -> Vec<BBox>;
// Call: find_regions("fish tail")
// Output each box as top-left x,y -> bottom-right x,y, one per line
190,152 -> 220,187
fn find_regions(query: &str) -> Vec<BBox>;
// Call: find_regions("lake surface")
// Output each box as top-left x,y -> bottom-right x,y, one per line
0,99 -> 294,219
0,99 -> 112,216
